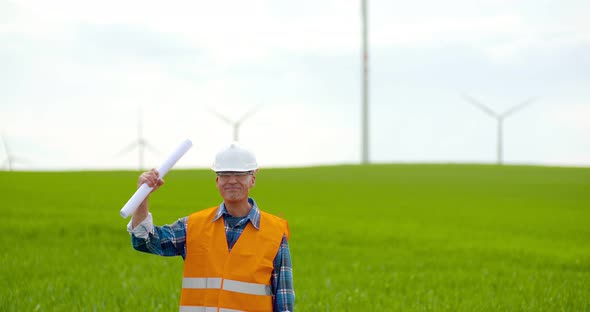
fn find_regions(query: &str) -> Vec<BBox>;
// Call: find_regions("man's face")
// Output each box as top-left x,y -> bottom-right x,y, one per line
215,171 -> 256,203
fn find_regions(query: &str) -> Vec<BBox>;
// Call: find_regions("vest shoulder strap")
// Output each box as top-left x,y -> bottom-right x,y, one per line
259,210 -> 290,240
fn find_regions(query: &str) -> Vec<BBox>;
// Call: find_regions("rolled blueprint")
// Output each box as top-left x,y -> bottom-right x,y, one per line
119,139 -> 193,218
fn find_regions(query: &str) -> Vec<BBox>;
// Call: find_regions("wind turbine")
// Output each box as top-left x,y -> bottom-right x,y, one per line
464,96 -> 536,165
1,133 -> 28,171
209,106 -> 262,142
116,107 -> 158,170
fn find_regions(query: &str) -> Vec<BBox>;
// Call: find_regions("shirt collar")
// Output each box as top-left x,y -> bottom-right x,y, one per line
213,197 -> 260,230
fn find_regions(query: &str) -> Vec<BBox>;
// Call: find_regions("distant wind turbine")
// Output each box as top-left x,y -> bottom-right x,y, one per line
1,133 -> 28,171
464,95 -> 536,165
209,106 -> 262,142
116,107 -> 158,170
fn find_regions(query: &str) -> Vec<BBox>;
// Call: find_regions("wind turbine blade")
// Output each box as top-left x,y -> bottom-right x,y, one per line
501,97 -> 536,118
138,106 -> 144,138
207,108 -> 235,125
463,95 -> 498,118
9,156 -> 30,166
144,141 -> 160,155
237,105 -> 263,124
115,142 -> 138,157
1,134 -> 10,156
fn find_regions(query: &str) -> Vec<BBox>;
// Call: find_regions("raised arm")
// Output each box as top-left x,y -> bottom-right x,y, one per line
132,168 -> 164,228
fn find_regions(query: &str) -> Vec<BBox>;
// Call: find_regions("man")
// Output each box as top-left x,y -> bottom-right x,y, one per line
127,143 -> 294,312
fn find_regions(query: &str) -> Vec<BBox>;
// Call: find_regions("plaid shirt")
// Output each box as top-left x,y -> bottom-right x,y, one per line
129,198 -> 294,312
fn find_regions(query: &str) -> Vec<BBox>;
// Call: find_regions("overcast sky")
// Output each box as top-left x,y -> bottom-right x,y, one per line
1,0 -> 589,170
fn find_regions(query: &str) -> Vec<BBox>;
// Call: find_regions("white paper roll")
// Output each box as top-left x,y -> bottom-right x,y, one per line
119,139 -> 193,218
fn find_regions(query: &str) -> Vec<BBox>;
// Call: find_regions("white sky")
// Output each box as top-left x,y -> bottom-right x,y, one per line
1,0 -> 589,170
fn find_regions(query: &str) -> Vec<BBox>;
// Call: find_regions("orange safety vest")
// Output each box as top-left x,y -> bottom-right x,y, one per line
179,206 -> 289,312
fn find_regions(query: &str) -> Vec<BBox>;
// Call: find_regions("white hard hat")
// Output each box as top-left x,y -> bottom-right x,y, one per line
212,142 -> 258,172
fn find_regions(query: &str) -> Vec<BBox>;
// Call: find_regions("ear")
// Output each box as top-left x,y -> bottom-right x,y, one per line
215,176 -> 219,183
250,174 -> 256,187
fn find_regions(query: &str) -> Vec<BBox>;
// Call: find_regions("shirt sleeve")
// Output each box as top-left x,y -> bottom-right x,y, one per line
127,213 -> 154,238
128,214 -> 188,258
271,235 -> 294,312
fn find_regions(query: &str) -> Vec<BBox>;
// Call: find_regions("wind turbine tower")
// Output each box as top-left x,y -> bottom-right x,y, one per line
209,106 -> 262,142
361,0 -> 370,164
116,107 -> 158,170
464,96 -> 535,165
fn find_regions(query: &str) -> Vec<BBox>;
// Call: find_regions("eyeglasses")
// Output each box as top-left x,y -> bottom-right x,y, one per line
216,171 -> 254,177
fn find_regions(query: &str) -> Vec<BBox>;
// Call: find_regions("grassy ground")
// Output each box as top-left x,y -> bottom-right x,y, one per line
1,164 -> 589,311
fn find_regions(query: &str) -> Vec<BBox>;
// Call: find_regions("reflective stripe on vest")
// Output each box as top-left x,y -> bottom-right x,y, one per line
182,277 -> 272,296
179,306 -> 244,312
182,277 -> 222,290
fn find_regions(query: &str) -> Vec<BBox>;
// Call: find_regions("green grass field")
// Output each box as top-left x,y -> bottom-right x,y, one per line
1,164 -> 589,311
